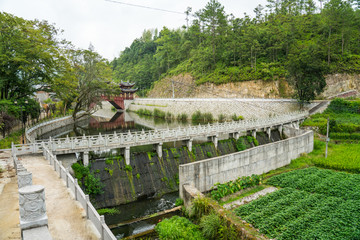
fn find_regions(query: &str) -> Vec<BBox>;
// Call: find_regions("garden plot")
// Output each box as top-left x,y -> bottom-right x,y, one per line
234,167 -> 360,240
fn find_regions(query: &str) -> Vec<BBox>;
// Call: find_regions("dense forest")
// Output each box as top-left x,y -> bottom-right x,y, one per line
112,0 -> 360,96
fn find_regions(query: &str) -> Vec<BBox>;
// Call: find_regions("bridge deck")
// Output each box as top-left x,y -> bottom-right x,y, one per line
20,154 -> 99,239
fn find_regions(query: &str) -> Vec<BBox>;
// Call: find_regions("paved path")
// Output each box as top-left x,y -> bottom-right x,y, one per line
20,154 -> 100,240
223,187 -> 278,210
0,150 -> 100,240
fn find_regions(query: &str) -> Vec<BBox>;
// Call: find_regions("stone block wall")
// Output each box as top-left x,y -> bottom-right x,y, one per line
179,127 -> 313,198
129,98 -> 314,120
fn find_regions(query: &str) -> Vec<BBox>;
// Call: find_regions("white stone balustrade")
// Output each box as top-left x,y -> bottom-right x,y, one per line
13,111 -> 307,158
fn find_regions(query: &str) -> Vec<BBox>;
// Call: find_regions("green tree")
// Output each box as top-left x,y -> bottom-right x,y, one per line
51,45 -> 113,120
286,41 -> 327,105
0,12 -> 66,101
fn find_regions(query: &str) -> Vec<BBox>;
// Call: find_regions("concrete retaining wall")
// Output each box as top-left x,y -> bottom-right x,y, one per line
179,127 -> 313,198
129,98 -> 315,120
26,112 -> 87,142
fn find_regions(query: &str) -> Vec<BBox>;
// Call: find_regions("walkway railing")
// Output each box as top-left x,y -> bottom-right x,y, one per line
13,111 -> 308,155
42,144 -> 116,240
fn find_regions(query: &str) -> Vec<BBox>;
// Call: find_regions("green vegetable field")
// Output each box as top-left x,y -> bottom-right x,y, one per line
235,168 -> 360,239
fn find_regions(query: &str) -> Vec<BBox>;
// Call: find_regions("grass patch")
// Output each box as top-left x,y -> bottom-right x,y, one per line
97,208 -> 120,215
0,129 -> 22,149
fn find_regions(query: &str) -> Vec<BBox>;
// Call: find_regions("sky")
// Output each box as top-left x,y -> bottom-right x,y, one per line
1,0 -> 268,60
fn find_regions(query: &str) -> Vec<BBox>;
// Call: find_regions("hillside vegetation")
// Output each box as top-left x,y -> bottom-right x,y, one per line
112,0 -> 360,97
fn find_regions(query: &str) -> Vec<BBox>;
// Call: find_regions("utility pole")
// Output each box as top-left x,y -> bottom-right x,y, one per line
325,117 -> 330,158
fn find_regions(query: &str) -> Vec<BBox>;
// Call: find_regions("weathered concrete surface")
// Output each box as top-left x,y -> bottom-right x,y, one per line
20,154 -> 100,240
22,226 -> 52,240
0,177 -> 21,240
0,150 -> 20,240
223,187 -> 278,210
179,127 -> 313,198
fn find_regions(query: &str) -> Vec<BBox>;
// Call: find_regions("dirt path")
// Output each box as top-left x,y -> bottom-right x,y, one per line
223,187 -> 278,210
19,154 -> 100,240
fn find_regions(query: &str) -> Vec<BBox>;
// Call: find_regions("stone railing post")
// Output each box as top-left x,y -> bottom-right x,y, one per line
83,151 -> 89,166
17,171 -> 32,189
186,139 -> 193,152
156,143 -> 163,158
100,215 -> 105,239
267,127 -> 271,140
74,179 -> 78,200
124,147 -> 130,165
85,195 -> 90,219
19,185 -> 48,231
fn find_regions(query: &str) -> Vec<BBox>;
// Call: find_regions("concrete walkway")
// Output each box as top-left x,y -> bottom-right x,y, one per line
0,150 -> 100,240
20,154 -> 100,240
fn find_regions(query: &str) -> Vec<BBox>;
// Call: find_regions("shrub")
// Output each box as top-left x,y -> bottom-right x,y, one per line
207,152 -> 213,158
192,111 -> 202,123
71,163 -> 104,196
175,198 -> 184,206
177,113 -> 188,121
203,113 -> 214,122
200,213 -> 221,240
236,138 -> 247,151
155,216 -> 205,240
231,114 -> 244,121
191,196 -> 212,219
218,114 -> 226,122
153,108 -> 166,118
166,112 -> 173,119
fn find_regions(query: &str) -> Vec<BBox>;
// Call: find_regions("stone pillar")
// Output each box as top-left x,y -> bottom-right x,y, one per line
212,136 -> 218,149
18,171 -> 32,189
19,185 -> 48,230
252,130 -> 257,139
186,139 -> 193,152
278,125 -> 283,135
156,143 -> 163,159
233,132 -> 240,140
125,147 -> 130,165
83,151 -> 89,166
267,127 -> 271,140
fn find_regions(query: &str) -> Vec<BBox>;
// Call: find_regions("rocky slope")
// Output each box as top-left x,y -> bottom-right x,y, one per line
147,73 -> 360,99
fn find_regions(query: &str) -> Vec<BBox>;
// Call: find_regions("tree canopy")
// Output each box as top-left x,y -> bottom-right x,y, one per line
0,12 -> 113,135
112,0 -> 360,99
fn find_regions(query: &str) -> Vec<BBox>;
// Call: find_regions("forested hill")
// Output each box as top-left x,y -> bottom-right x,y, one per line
111,0 -> 360,96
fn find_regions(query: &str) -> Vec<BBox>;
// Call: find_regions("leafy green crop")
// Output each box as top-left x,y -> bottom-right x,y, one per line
235,168 -> 360,239
210,174 -> 262,201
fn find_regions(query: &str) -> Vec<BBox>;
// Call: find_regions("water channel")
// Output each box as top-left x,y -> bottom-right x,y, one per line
38,103 -> 282,239
38,104 -> 212,239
